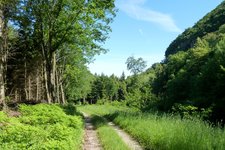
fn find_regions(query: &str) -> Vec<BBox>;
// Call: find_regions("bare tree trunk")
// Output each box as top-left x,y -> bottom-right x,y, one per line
15,89 -> 17,101
51,52 -> 56,102
0,8 -> 6,107
36,73 -> 39,101
60,84 -> 65,104
41,63 -> 45,100
24,58 -> 28,100
28,75 -> 31,100
43,60 -> 51,103
56,69 -> 60,103
0,59 -> 5,104
44,55 -> 56,103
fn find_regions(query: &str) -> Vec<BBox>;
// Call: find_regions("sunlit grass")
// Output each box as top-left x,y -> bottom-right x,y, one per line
112,112 -> 225,150
91,115 -> 130,150
79,104 -> 225,150
79,105 -> 130,150
77,103 -> 131,116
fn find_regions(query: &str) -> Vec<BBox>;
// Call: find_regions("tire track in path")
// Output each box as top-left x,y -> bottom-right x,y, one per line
83,113 -> 102,150
82,112 -> 143,150
108,122 -> 143,150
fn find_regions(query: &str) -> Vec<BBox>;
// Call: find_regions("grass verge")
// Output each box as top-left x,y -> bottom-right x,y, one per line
79,104 -> 225,150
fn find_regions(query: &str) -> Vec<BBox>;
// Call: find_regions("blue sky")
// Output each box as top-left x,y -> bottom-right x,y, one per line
88,0 -> 224,77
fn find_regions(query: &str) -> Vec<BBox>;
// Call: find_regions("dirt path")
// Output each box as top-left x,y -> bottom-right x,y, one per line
108,122 -> 143,150
83,114 -> 102,150
82,113 -> 143,150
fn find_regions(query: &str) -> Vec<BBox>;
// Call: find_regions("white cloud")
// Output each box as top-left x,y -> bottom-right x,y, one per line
117,0 -> 182,33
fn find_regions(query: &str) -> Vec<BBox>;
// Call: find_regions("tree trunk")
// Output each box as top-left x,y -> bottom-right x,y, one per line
0,8 -> 5,106
28,75 -> 31,100
51,52 -> 56,102
43,60 -> 51,103
56,69 -> 60,103
24,59 -> 28,100
0,59 -> 5,104
36,73 -> 39,101
15,89 -> 17,101
60,84 -> 65,104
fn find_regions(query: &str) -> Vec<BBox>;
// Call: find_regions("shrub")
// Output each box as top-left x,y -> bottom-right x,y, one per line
0,104 -> 84,150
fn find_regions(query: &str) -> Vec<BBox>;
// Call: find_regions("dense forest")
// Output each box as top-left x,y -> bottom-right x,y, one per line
0,0 -> 116,106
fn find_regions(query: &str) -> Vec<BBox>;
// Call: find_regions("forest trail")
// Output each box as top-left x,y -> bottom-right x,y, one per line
82,112 -> 143,150
108,122 -> 143,150
83,114 -> 102,150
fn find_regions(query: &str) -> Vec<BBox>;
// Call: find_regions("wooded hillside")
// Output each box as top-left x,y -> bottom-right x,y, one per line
165,1 -> 225,57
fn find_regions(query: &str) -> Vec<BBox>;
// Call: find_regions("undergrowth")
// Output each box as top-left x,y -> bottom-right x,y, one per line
0,103 -> 83,150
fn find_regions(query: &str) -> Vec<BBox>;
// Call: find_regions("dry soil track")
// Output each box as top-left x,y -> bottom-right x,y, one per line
82,113 -> 143,150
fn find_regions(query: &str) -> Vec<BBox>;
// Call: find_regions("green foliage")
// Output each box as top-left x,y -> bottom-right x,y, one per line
172,104 -> 213,119
126,56 -> 147,75
0,104 -> 83,150
3,0 -> 117,103
124,66 -> 161,110
88,74 -> 121,104
151,28 -> 225,122
65,67 -> 94,102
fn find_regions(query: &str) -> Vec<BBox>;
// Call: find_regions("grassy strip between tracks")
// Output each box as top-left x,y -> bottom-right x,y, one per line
91,115 -> 130,150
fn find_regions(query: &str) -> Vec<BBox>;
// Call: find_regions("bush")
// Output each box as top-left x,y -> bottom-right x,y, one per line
172,103 -> 213,119
0,104 -> 84,150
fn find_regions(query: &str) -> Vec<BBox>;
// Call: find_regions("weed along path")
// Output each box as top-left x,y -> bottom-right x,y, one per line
83,113 -> 102,150
108,122 -> 143,150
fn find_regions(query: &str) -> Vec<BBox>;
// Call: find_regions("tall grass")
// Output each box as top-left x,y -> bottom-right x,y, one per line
77,104 -> 133,116
112,112 -> 225,150
91,115 -> 130,150
79,105 -> 225,150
